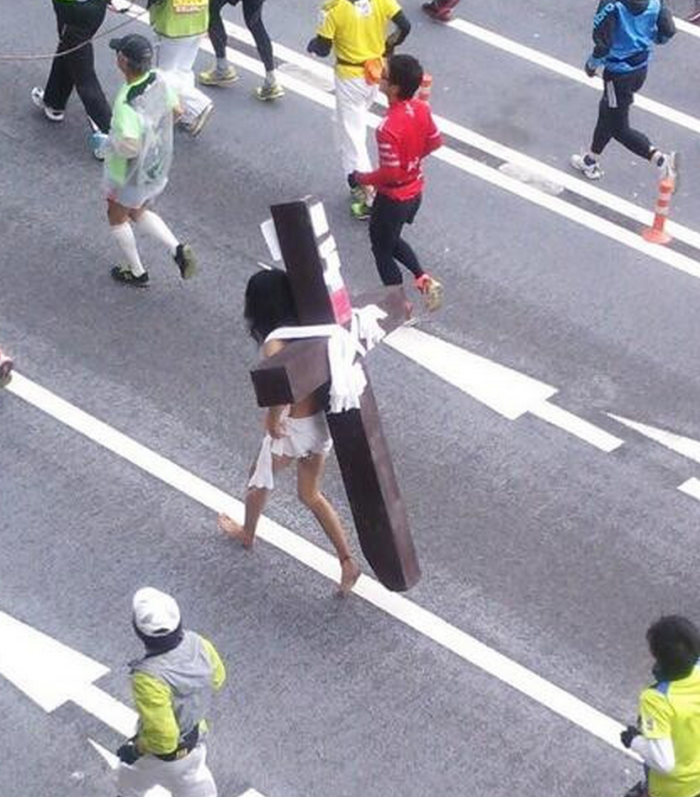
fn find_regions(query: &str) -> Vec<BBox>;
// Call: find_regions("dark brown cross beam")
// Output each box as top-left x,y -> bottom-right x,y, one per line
251,198 -> 421,592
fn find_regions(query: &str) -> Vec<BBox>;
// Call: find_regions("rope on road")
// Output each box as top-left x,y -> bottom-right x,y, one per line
0,3 -> 149,62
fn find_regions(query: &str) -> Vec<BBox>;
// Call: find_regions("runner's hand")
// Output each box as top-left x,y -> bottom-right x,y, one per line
584,58 -> 598,78
620,725 -> 640,748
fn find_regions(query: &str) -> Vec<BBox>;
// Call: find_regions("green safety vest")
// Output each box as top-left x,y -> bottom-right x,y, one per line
149,0 -> 209,38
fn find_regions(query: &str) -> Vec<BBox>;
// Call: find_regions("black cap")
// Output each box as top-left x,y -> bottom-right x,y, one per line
109,34 -> 153,68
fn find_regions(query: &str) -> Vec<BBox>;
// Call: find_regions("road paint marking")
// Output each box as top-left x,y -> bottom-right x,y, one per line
608,413 -> 700,499
386,327 -> 623,451
608,413 -> 700,463
447,17 -> 700,136
673,16 -> 700,39
530,402 -> 622,453
679,477 -> 700,501
4,371 -> 635,758
220,17 -> 700,256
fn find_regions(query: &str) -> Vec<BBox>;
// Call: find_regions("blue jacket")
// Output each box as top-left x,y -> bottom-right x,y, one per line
590,0 -> 675,74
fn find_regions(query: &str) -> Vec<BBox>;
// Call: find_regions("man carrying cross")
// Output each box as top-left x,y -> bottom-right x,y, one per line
217,268 -> 362,596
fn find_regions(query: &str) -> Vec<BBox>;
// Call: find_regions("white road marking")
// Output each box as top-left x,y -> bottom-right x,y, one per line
608,413 -> 700,500
608,413 -> 700,463
4,371 -> 635,757
679,477 -> 700,501
675,17 -> 700,39
447,17 -> 700,136
386,327 -> 623,451
221,18 -> 700,255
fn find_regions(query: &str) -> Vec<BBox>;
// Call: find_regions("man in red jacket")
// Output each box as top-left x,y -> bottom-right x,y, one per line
349,54 -> 443,310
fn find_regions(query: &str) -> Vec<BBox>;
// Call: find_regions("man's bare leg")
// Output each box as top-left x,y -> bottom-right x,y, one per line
218,454 -> 292,547
297,455 -> 360,596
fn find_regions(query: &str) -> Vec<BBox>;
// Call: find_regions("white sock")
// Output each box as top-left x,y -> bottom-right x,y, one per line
135,210 -> 179,257
265,69 -> 277,86
216,57 -> 229,72
110,222 -> 146,277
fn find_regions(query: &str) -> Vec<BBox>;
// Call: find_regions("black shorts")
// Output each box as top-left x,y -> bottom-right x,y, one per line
601,67 -> 647,109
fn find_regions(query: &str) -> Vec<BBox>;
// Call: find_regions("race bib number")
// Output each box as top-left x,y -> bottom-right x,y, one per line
355,0 -> 372,18
173,0 -> 207,14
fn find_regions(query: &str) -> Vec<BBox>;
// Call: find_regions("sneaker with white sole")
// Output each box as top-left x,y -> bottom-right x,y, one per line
415,273 -> 443,311
198,65 -> 240,87
188,103 -> 214,137
111,265 -> 150,286
255,82 -> 285,101
31,87 -> 65,122
655,150 -> 679,191
173,243 -> 197,280
570,152 -> 603,180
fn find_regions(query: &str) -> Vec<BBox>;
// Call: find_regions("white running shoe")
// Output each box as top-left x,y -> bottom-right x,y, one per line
570,152 -> 603,180
655,150 -> 679,191
188,103 -> 214,137
31,87 -> 65,122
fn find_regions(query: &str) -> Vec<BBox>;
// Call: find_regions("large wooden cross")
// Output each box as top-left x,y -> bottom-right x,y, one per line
251,197 -> 421,592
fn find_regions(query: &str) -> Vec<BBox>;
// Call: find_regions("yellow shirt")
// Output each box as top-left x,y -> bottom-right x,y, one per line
640,667 -> 700,797
316,0 -> 402,79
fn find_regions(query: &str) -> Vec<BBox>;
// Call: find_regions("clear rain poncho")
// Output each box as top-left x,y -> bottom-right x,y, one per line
104,70 -> 175,209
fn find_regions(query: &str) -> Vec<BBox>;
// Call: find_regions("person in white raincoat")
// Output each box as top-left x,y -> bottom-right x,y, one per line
97,34 -> 198,286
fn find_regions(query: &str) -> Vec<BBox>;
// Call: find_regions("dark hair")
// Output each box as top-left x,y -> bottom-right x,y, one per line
387,54 -> 424,100
244,269 -> 299,344
647,615 -> 700,680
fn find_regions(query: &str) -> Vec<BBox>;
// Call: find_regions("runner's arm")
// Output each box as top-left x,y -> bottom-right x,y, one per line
386,11 -> 411,53
591,0 -> 617,62
307,35 -> 333,56
630,735 -> 675,774
656,1 -> 676,43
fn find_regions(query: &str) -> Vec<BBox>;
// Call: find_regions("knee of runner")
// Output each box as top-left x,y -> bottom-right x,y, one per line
298,484 -> 323,507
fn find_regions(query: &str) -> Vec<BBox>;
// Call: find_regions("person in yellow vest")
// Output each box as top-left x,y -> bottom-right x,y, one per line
31,0 -> 112,155
307,0 -> 411,220
149,0 -> 215,136
620,615 -> 700,797
115,587 -> 226,797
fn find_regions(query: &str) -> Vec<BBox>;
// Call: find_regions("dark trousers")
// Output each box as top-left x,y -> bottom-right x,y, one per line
43,0 -> 111,133
369,193 -> 424,286
591,68 -> 652,160
208,0 -> 274,72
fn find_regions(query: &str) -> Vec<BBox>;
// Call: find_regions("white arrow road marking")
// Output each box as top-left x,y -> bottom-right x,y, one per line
4,371 -> 636,758
608,413 -> 700,501
386,327 -> 623,452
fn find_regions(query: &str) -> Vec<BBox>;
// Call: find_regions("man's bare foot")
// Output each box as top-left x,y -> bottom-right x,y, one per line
217,513 -> 254,549
336,556 -> 361,597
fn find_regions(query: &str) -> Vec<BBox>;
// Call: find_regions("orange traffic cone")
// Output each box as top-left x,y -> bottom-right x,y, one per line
642,177 -> 674,245
418,73 -> 433,103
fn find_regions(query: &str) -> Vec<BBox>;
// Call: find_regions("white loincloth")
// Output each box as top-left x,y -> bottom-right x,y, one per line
248,411 -> 333,490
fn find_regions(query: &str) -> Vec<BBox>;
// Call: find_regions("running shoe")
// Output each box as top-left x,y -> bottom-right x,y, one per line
0,352 -> 13,385
31,87 -> 65,122
111,265 -> 150,286
656,150 -> 679,191
350,198 -> 372,220
90,131 -> 109,161
415,273 -> 443,311
255,81 -> 285,101
198,65 -> 240,87
189,103 -> 214,137
570,152 -> 603,180
422,1 -> 453,21
173,243 -> 197,280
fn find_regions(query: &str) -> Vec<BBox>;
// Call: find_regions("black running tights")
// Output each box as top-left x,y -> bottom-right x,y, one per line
208,0 -> 274,73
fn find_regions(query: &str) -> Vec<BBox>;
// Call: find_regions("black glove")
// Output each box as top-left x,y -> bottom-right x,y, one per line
347,171 -> 360,189
584,57 -> 598,78
117,741 -> 141,765
620,725 -> 640,748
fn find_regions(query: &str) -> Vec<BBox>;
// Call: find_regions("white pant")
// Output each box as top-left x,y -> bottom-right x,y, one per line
116,743 -> 217,797
334,75 -> 378,175
156,34 -> 212,125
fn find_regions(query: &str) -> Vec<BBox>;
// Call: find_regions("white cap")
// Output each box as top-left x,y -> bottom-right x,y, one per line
132,587 -> 181,637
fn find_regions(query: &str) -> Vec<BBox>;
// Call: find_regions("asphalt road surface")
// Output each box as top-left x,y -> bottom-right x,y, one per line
2,1 -> 700,796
